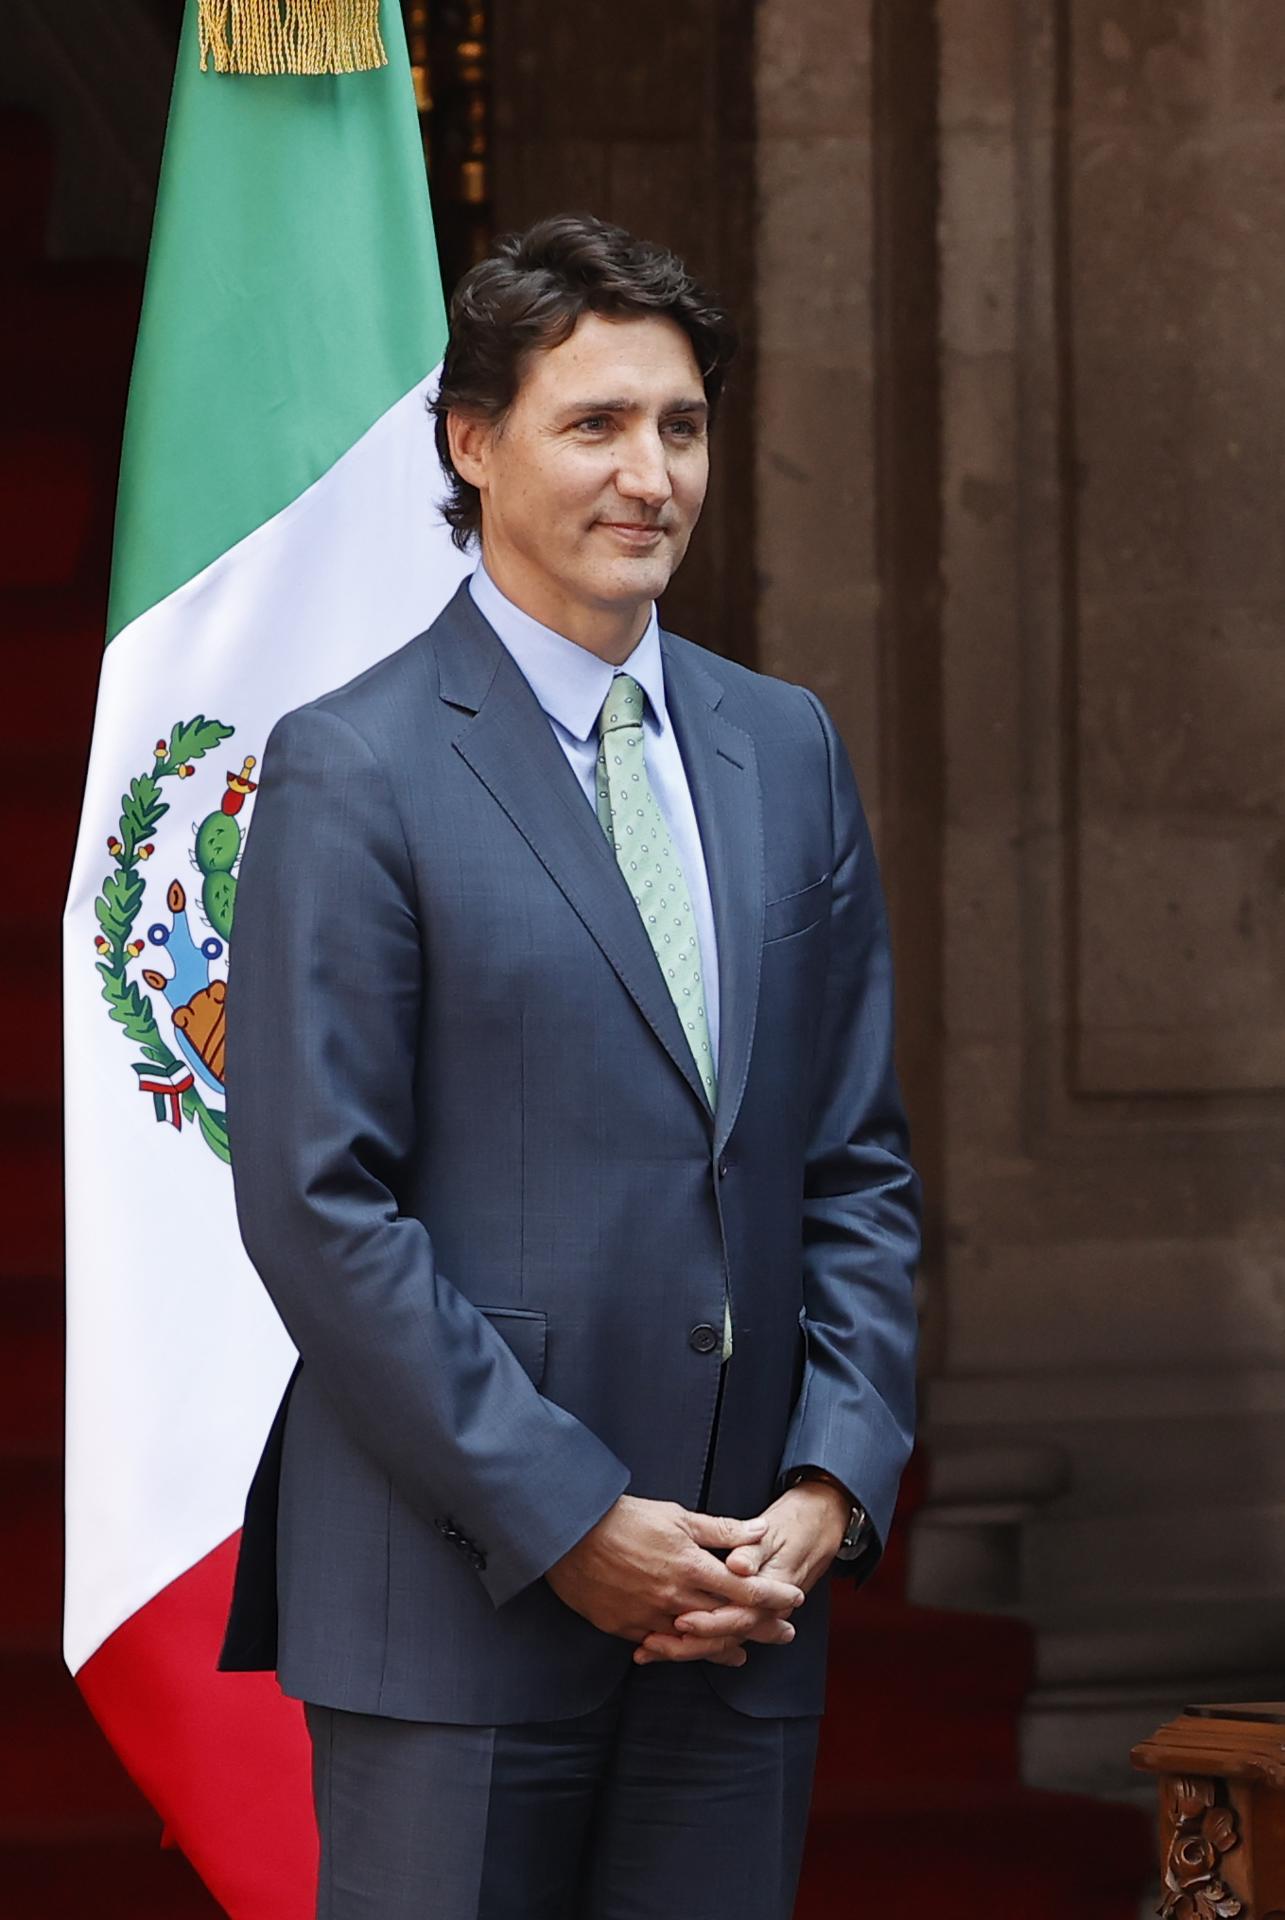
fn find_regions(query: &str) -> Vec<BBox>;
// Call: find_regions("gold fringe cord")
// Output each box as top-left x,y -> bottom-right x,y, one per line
198,0 -> 388,75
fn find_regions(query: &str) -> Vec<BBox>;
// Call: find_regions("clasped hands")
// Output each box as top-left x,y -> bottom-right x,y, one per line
544,1484 -> 851,1669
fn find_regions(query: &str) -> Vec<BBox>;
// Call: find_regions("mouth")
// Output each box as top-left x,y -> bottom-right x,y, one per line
597,522 -> 667,547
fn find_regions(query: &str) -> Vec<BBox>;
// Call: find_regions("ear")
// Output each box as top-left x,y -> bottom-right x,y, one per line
446,410 -> 491,491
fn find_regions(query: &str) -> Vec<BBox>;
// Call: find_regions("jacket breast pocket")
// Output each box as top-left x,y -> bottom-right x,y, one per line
477,1305 -> 547,1387
762,875 -> 828,945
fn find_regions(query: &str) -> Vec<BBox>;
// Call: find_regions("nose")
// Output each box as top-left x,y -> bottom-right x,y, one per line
614,425 -> 673,508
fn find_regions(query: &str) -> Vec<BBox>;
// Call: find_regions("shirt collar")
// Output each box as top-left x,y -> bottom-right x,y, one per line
469,561 -> 668,743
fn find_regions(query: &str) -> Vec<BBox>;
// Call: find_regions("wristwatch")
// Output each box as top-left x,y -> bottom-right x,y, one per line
786,1466 -> 870,1560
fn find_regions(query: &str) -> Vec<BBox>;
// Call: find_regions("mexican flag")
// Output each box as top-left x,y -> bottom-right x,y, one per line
60,2 -> 469,1910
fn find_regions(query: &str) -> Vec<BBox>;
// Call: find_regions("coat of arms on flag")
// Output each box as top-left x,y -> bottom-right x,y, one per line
93,719 -> 252,1156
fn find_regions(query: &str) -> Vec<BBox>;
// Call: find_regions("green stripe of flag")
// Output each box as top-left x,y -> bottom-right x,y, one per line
107,0 -> 447,643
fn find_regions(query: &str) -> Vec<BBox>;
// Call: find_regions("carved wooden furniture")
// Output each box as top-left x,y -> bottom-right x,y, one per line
1133,1705 -> 1285,1919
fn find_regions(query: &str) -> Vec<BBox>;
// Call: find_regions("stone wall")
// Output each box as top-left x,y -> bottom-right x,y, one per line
923,0 -> 1285,1800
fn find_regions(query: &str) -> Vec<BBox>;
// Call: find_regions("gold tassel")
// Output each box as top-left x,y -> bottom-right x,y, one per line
198,0 -> 388,75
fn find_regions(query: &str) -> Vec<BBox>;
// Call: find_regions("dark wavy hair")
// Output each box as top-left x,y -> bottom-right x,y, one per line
430,212 -> 739,550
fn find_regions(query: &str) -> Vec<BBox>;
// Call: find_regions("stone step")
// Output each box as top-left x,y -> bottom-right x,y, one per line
908,1439 -> 1070,1610
1020,1411 -> 1285,1519
1020,1501 -> 1285,1607
1033,1594 -> 1285,1692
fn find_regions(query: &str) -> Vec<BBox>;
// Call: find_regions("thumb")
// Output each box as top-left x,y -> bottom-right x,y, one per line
686,1511 -> 768,1552
725,1540 -> 768,1576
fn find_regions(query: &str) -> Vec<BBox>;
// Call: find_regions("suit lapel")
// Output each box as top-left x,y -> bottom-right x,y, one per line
427,585 -> 713,1120
660,634 -> 764,1158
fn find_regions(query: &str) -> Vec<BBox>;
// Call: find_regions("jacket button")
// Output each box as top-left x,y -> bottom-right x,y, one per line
689,1323 -> 720,1354
717,1157 -> 729,1178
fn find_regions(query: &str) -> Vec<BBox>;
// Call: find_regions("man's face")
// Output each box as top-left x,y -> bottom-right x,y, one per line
456,310 -> 711,635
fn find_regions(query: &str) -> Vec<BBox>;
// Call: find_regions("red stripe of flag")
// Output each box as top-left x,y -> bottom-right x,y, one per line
75,1533 -> 317,1917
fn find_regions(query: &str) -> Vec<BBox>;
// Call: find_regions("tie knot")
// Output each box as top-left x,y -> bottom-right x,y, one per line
598,672 -> 646,736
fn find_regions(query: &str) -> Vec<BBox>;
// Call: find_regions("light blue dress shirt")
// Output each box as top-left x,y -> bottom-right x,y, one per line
468,561 -> 721,1073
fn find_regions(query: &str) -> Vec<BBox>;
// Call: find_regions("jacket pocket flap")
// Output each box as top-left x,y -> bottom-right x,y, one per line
763,875 -> 828,945
478,1305 -> 547,1387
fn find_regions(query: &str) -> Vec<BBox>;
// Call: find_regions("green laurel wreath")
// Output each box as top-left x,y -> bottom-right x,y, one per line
93,715 -> 236,1164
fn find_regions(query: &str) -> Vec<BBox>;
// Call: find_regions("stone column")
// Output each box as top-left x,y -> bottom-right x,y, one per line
755,0 -> 945,1275
754,0 -> 879,792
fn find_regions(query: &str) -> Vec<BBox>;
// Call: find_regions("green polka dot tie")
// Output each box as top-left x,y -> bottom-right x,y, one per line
596,672 -> 731,1360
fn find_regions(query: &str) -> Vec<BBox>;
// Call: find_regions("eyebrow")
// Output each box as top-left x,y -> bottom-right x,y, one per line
563,396 -> 709,419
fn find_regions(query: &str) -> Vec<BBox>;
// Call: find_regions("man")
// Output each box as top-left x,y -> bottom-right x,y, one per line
220,212 -> 920,1919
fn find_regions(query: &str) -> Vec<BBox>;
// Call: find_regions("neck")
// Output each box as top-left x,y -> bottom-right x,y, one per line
479,544 -> 650,667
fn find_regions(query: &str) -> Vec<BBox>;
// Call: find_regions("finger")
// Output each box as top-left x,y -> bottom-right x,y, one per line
638,1631 -> 744,1664
725,1543 -> 766,1576
663,1583 -> 753,1621
674,1610 -> 795,1646
640,1630 -> 711,1659
675,1608 -> 795,1643
684,1512 -> 768,1552
635,1641 -> 749,1669
687,1555 -> 804,1615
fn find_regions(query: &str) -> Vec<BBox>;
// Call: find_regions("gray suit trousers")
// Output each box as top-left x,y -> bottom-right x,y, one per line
304,1662 -> 820,1920
303,1364 -> 821,1920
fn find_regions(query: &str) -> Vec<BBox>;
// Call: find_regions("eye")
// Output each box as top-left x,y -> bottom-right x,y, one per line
576,415 -> 611,433
665,418 -> 701,439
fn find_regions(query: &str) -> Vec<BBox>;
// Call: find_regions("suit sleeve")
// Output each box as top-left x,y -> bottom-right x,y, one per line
225,702 -> 631,1610
773,687 -> 921,1584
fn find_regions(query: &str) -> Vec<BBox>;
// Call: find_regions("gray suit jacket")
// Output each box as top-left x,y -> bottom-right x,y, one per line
218,580 -> 920,1722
